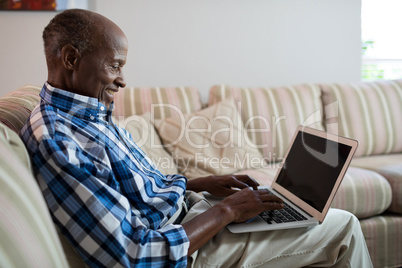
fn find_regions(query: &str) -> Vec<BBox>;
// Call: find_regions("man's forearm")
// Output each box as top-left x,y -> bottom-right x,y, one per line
186,174 -> 259,197
182,202 -> 234,256
181,188 -> 284,256
186,176 -> 212,192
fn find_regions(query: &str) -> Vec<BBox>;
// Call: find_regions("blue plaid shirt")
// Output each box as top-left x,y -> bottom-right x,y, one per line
20,83 -> 189,267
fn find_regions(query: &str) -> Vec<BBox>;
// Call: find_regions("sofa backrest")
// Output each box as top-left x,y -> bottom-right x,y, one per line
112,86 -> 203,175
154,99 -> 265,178
0,85 -> 41,134
113,86 -> 203,120
209,84 -> 325,163
321,79 -> 402,157
4,81 -> 402,163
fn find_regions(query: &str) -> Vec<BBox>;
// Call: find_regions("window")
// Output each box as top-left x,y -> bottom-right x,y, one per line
361,0 -> 402,80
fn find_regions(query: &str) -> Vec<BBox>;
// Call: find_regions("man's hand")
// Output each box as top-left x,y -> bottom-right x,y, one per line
182,187 -> 283,255
218,188 -> 284,223
186,174 -> 259,197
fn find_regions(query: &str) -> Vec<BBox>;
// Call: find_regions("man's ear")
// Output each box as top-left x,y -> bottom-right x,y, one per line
61,44 -> 80,70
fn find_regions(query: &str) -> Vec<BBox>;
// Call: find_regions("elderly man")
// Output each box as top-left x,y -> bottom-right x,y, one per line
20,9 -> 372,268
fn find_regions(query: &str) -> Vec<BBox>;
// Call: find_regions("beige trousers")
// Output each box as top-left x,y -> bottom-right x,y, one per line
182,191 -> 373,268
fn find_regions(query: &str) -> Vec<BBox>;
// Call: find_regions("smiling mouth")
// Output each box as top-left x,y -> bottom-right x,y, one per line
105,89 -> 116,95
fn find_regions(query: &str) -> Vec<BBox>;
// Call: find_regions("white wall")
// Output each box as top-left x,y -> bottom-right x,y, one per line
0,0 -> 361,102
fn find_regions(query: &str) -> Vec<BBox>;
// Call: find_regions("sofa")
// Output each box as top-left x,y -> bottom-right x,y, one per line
0,80 -> 401,268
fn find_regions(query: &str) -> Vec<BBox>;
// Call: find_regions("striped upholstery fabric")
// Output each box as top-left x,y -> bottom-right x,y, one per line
352,154 -> 402,214
113,86 -> 203,120
331,167 -> 392,219
0,118 -> 32,171
321,80 -> 402,157
0,85 -> 41,133
155,99 -> 264,178
209,84 -> 325,162
0,122 -> 69,268
360,214 -> 402,268
113,113 -> 179,175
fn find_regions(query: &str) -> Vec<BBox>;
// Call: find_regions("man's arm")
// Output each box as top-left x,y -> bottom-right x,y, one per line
30,137 -> 189,267
186,174 -> 260,196
182,188 -> 283,255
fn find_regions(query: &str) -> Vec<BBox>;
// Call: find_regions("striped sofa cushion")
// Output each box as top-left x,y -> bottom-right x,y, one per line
0,85 -> 41,134
352,154 -> 402,214
0,122 -> 69,268
155,99 -> 265,178
321,80 -> 402,157
360,214 -> 402,268
331,167 -> 392,219
209,84 -> 325,162
113,86 -> 203,120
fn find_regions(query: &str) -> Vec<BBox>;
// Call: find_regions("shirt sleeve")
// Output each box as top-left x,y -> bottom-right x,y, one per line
32,137 -> 189,268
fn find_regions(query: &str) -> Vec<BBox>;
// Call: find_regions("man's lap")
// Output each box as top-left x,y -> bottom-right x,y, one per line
182,191 -> 370,268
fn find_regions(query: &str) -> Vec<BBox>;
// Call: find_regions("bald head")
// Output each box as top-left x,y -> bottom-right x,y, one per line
42,9 -> 128,108
43,9 -> 125,70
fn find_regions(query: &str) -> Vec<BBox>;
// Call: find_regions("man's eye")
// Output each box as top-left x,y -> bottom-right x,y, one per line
110,65 -> 121,72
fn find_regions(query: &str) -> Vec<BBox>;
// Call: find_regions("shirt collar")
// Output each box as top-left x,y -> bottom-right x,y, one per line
40,82 -> 114,119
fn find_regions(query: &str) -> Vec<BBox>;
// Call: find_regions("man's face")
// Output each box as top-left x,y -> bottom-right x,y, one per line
72,30 -> 128,109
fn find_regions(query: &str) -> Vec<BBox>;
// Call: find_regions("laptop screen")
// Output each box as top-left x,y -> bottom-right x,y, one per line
275,131 -> 352,212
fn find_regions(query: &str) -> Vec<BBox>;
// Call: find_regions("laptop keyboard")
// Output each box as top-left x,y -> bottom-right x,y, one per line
259,190 -> 308,224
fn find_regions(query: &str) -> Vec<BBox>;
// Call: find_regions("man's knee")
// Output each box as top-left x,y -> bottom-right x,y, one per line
324,208 -> 362,238
327,208 -> 359,224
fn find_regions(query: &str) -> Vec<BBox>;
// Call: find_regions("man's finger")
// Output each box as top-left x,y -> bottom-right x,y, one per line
234,175 -> 259,190
229,177 -> 250,190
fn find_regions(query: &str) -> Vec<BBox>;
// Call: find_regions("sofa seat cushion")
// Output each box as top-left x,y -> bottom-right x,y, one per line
359,214 -> 402,268
0,84 -> 41,133
113,86 -> 203,120
155,99 -> 264,178
352,154 -> 402,214
113,113 -> 179,175
0,122 -> 69,268
209,84 -> 324,163
331,167 -> 392,219
321,80 -> 402,157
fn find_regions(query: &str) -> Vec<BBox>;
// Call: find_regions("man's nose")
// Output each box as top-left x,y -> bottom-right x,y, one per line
115,72 -> 126,88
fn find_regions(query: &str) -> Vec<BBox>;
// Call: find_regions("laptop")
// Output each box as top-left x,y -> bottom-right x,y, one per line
204,125 -> 358,233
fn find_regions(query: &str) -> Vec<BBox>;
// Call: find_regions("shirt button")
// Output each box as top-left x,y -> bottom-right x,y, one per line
90,115 -> 95,120
100,106 -> 105,111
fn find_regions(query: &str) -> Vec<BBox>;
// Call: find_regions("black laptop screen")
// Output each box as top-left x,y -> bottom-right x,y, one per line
275,131 -> 352,212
